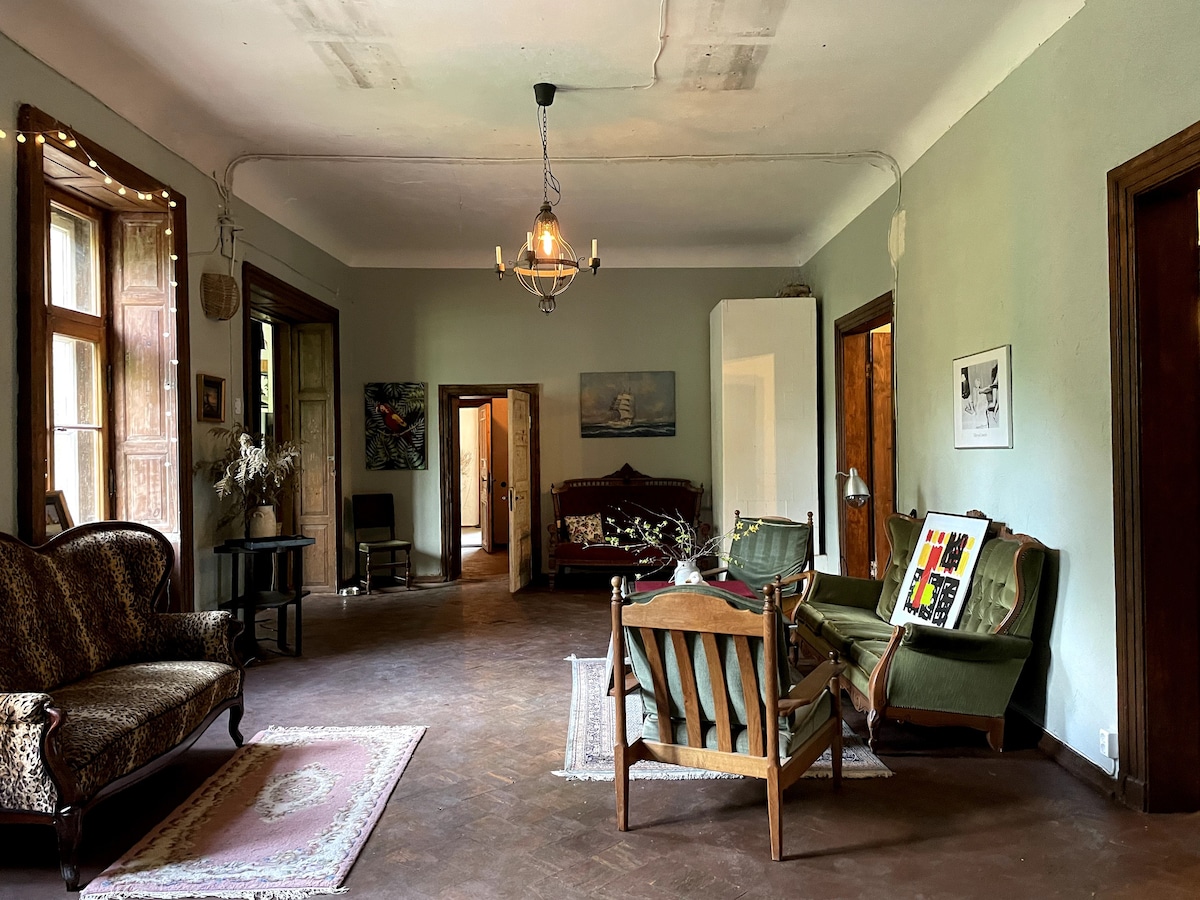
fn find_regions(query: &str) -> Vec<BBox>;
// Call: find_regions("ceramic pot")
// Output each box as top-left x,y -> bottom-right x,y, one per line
247,505 -> 276,539
672,559 -> 704,585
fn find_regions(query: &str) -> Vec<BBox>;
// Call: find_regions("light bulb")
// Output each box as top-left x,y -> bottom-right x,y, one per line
16,133 -> 26,143
117,187 -> 126,195
540,231 -> 554,257
165,228 -> 172,235
88,159 -> 97,168
0,129 -> 6,139
170,254 -> 178,261
104,176 -> 112,184
66,139 -> 77,148
35,134 -> 46,144
57,131 -> 67,140
161,190 -> 169,199
168,200 -> 177,207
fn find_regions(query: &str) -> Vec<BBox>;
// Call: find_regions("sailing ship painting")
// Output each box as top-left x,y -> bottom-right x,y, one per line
580,371 -> 675,438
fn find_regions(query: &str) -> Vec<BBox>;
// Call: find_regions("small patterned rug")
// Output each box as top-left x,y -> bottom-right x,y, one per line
554,655 -> 891,781
81,724 -> 426,900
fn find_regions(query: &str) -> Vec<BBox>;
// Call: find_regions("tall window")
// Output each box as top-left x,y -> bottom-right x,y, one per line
17,105 -> 193,609
47,197 -> 107,525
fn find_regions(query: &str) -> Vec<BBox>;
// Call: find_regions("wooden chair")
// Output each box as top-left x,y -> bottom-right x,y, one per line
352,493 -> 413,593
611,577 -> 844,860
703,510 -> 815,600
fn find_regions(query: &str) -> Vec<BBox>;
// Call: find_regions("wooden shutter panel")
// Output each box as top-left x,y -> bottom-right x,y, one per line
110,212 -> 179,535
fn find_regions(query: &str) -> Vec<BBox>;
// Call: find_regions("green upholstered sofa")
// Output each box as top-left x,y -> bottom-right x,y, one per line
788,511 -> 1045,751
0,522 -> 244,890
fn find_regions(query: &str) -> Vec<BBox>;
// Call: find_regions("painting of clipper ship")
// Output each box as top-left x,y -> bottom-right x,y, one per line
580,371 -> 675,438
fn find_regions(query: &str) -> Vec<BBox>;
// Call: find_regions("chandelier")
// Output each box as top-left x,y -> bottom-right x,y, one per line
495,83 -> 599,314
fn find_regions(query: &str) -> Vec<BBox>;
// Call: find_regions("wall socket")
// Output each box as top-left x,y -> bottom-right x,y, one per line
1100,729 -> 1119,759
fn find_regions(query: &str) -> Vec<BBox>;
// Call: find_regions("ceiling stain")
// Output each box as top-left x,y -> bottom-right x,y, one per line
682,0 -> 786,90
276,0 -> 408,89
312,41 -> 409,90
682,43 -> 770,91
694,0 -> 789,38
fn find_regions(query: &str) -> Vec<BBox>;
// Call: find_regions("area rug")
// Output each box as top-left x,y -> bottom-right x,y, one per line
553,655 -> 891,781
81,724 -> 426,900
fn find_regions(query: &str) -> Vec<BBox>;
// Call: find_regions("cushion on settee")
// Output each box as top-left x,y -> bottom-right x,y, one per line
50,661 -> 242,807
802,602 -> 896,654
875,515 -> 923,622
0,529 -> 171,693
564,514 -> 603,544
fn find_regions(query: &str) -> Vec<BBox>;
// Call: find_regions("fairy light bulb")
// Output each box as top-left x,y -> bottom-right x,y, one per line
16,133 -> 26,143
0,129 -> 6,139
170,254 -> 178,261
88,159 -> 97,168
117,186 -> 126,195
35,134 -> 46,144
161,190 -> 169,199
56,131 -> 67,141
66,139 -> 77,148
164,227 -> 172,235
104,176 -> 112,185
168,200 -> 177,208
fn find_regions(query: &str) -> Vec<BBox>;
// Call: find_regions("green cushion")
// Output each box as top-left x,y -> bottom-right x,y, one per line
844,639 -> 890,696
875,516 -> 922,621
726,516 -> 812,598
647,691 -> 832,757
902,624 -> 1033,661
358,539 -> 411,552
886,649 -> 1028,717
958,539 -> 1044,635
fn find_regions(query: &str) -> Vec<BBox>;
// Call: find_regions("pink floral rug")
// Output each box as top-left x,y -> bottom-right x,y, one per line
81,724 -> 425,900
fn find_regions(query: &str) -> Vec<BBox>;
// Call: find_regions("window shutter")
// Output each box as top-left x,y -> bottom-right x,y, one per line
110,211 -> 179,536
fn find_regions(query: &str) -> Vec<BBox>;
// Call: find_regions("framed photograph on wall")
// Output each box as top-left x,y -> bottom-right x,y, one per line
45,490 -> 74,538
197,374 -> 225,423
580,371 -> 676,438
953,345 -> 1012,449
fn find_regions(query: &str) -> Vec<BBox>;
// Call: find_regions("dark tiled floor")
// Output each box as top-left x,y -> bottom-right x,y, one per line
4,565 -> 1200,899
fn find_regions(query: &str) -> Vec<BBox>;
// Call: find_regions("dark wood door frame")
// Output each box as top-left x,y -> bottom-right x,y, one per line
438,384 -> 541,582
241,263 -> 344,586
1109,118 -> 1200,812
834,292 -> 896,575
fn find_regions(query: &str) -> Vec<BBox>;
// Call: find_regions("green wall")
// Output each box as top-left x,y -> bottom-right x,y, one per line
0,33 -> 357,609
801,0 -> 1200,773
343,267 -> 798,577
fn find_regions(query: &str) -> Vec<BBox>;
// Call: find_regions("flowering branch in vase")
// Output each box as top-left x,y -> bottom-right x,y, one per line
589,508 -> 762,581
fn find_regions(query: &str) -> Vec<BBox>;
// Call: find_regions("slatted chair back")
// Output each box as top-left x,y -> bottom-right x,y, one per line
727,511 -> 814,598
617,583 -> 787,764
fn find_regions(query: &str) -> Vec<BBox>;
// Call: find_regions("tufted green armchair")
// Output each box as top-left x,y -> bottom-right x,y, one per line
788,512 -> 1045,750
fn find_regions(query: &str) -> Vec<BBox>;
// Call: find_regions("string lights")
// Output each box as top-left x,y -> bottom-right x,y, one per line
2,118 -> 183,412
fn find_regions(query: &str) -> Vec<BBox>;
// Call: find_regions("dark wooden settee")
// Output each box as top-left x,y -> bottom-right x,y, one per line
548,464 -> 703,588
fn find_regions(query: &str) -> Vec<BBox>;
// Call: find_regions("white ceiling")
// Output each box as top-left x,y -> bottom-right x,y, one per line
0,0 -> 1084,268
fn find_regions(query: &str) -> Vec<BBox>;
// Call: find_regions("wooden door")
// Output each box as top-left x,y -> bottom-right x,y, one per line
478,403 -> 493,552
835,295 -> 895,578
490,396 -> 509,546
293,323 -> 337,593
507,389 -> 533,592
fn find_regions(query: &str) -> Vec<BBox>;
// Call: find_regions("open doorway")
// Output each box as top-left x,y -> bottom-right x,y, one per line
242,263 -> 342,593
457,397 -> 509,579
834,292 -> 896,578
438,384 -> 541,587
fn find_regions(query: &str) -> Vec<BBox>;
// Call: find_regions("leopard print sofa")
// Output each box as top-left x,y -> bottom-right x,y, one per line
0,522 -> 244,890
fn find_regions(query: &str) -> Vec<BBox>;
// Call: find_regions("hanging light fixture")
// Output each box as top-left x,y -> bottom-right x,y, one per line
495,83 -> 599,314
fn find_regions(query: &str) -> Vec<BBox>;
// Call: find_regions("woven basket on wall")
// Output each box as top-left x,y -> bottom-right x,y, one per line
200,273 -> 240,320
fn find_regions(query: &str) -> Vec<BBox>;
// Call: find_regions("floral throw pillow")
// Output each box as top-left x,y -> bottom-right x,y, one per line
565,514 -> 604,545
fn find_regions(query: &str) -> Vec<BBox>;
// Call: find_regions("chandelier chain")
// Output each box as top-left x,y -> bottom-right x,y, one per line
539,104 -> 561,207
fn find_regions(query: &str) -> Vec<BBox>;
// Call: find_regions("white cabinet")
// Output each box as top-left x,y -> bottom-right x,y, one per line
710,296 -> 820,545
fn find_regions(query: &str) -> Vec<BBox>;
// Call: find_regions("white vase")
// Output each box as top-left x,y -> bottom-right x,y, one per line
247,505 -> 277,539
672,559 -> 703,585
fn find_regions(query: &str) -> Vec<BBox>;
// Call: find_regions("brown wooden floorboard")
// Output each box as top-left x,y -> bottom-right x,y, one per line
3,570 -> 1200,898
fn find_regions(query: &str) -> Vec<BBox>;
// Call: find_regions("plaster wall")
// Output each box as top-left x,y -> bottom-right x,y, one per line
342,267 -> 798,577
800,0 -> 1200,773
0,33 -> 356,609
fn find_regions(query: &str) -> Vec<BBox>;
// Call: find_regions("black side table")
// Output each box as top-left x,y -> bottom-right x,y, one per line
214,536 -> 315,662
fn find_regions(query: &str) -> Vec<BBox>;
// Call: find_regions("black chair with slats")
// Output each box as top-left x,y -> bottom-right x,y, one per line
352,493 -> 413,594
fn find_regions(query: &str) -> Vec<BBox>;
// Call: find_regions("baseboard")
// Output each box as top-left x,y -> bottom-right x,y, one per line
1012,709 -> 1118,800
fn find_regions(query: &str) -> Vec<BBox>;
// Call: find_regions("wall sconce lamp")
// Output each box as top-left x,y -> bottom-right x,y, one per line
839,467 -> 871,508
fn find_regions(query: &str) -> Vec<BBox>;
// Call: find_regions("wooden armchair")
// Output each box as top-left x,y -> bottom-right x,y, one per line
704,510 -> 815,599
610,577 -> 843,860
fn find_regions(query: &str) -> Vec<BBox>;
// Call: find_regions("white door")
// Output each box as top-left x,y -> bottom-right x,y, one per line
507,389 -> 533,592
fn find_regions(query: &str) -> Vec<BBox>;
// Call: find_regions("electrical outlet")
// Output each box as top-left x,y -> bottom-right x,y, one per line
1100,729 -> 1118,759
233,398 -> 242,416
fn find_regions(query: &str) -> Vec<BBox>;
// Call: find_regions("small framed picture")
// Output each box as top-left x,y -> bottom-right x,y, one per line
45,490 -> 74,538
953,345 -> 1012,449
197,374 -> 225,423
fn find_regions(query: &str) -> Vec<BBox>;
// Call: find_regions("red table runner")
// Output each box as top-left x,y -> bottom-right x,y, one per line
633,579 -> 756,598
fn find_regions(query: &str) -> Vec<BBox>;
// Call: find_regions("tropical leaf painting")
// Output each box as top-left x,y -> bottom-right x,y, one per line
364,382 -> 427,470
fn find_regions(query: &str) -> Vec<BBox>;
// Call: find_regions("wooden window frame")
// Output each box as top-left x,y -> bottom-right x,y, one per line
16,104 -> 194,610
